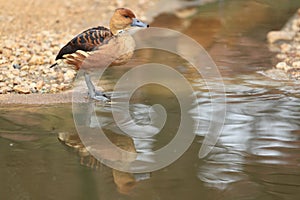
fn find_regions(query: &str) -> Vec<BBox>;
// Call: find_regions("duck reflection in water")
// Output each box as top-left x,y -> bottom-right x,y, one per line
58,100 -> 151,195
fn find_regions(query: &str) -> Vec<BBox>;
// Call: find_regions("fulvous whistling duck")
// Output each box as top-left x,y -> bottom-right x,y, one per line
50,8 -> 149,100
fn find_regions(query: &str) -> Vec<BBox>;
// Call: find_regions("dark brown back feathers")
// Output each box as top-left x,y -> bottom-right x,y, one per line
55,26 -> 112,60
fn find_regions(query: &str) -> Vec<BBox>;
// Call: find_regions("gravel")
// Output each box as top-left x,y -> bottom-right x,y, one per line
0,0 -> 157,95
267,8 -> 300,80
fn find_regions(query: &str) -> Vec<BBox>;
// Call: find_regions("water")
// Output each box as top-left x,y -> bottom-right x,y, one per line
1,0 -> 300,199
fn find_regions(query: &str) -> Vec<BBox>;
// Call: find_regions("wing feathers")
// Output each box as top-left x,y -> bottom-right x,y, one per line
55,26 -> 112,61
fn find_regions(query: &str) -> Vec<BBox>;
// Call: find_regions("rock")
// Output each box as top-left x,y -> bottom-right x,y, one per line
33,70 -> 41,76
276,53 -> 287,60
0,86 -> 13,94
6,72 -> 15,79
13,77 -> 22,85
42,67 -> 50,74
0,74 -> 4,81
29,82 -> 37,93
9,55 -> 16,62
287,68 -> 300,80
30,82 -> 37,88
19,71 -> 28,77
267,31 -> 295,43
19,47 -> 28,52
23,53 -> 32,62
2,48 -> 12,57
50,79 -> 57,84
11,69 -> 20,76
292,61 -> 300,68
36,80 -> 44,90
6,81 -> 14,88
41,57 -> 51,64
56,71 -> 64,82
44,50 -> 53,57
30,88 -> 37,93
276,62 -> 292,72
21,65 -> 30,70
13,85 -> 31,94
28,55 -> 44,65
291,19 -> 300,32
13,63 -> 21,69
29,65 -> 37,71
0,82 -> 7,87
50,84 -> 59,93
64,70 -> 76,82
280,43 -> 291,53
0,58 -> 8,64
57,84 -> 67,90
0,89 -> 6,94
4,39 -> 15,49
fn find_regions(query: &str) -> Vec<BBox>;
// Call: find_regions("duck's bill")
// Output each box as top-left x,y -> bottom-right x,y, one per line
131,18 -> 149,28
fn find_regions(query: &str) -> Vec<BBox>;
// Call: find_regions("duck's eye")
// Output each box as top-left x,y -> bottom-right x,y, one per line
124,15 -> 130,18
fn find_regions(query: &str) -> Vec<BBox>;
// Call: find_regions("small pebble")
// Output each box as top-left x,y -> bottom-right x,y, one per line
28,55 -> 44,65
13,77 -> 22,85
13,63 -> 21,69
0,86 -> 12,94
11,69 -> 20,76
64,70 -> 76,82
280,43 -> 291,53
36,80 -> 44,90
267,31 -> 295,44
0,58 -> 8,64
30,82 -> 37,88
276,62 -> 288,70
13,85 -> 31,94
292,61 -> 300,68
21,65 -> 30,70
20,71 -> 28,77
267,9 -> 300,80
276,53 -> 287,60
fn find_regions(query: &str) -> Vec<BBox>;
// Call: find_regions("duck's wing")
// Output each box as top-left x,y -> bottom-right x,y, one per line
80,34 -> 136,70
55,26 -> 112,60
51,26 -> 113,68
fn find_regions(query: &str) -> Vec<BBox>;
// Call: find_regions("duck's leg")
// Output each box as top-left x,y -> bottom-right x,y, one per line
84,72 -> 110,101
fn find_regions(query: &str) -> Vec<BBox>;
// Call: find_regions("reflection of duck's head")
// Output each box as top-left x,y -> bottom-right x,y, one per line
110,8 -> 149,35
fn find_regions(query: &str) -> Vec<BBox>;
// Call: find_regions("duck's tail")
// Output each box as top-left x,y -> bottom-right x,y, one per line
50,62 -> 58,68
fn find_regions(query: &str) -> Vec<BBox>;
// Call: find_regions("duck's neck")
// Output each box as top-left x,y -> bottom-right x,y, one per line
109,20 -> 121,35
110,28 -> 118,35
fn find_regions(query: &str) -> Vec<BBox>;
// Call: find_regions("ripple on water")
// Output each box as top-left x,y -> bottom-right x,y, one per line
197,149 -> 248,190
194,71 -> 300,199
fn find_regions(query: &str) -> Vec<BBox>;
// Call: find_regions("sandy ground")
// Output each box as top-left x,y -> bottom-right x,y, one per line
0,0 -> 159,104
0,0 -> 157,37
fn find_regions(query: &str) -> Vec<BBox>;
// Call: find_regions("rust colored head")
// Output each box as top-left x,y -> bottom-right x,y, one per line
109,8 -> 149,35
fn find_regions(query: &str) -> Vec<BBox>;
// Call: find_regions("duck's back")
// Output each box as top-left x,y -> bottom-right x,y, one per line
55,26 -> 113,60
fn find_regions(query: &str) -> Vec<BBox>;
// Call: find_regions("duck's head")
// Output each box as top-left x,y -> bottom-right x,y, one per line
109,8 -> 149,35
